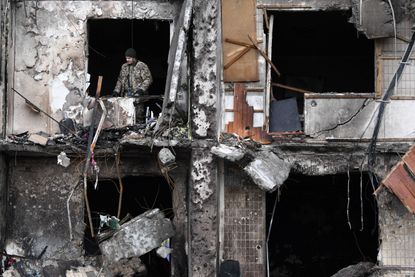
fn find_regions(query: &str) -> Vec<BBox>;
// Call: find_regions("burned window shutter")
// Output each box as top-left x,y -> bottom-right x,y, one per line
222,0 -> 259,82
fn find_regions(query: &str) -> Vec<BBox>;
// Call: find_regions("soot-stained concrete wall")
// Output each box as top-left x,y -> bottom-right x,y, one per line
190,148 -> 218,276
9,0 -> 179,135
190,0 -> 218,139
6,157 -> 83,261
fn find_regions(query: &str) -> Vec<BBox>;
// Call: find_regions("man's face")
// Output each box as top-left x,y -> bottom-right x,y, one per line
126,56 -> 134,65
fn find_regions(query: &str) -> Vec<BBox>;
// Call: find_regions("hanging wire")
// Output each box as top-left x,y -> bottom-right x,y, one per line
359,169 -> 364,231
347,168 -> 352,230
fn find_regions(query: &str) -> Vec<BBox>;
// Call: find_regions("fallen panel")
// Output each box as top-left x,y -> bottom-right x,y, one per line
100,209 -> 174,262
382,144 -> 415,213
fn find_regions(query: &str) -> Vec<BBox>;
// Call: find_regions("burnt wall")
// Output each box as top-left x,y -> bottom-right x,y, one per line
189,148 -> 218,276
6,157 -> 84,261
0,154 -> 7,251
190,0 -> 219,139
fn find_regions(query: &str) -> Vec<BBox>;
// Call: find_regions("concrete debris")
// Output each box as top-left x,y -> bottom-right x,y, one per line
211,143 -> 292,192
330,262 -> 374,277
107,256 -> 147,277
65,266 -> 99,277
99,208 -> 175,262
352,0 -> 394,39
211,144 -> 245,162
27,133 -> 48,146
244,151 -> 291,192
57,152 -> 70,167
158,148 -> 176,166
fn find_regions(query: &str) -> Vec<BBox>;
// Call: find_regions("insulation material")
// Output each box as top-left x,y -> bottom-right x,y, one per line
222,0 -> 258,82
382,145 -> 415,213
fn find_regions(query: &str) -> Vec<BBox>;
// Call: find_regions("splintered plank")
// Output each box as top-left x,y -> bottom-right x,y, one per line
382,145 -> 415,213
225,83 -> 271,144
222,0 -> 258,82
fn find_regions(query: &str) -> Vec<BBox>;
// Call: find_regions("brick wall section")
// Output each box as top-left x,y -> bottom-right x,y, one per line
223,165 -> 266,277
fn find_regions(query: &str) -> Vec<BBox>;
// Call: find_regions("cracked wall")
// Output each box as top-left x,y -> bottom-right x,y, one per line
9,0 -> 179,135
304,97 -> 415,139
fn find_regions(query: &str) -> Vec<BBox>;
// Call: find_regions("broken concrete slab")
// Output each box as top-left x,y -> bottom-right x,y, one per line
211,144 -> 292,192
244,151 -> 291,192
28,133 -> 48,146
99,208 -> 174,262
211,144 -> 245,162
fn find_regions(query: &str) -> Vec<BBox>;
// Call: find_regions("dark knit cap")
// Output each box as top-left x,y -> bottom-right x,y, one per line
125,48 -> 136,58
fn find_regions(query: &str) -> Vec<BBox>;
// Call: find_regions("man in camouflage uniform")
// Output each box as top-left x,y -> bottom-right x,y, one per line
113,48 -> 152,123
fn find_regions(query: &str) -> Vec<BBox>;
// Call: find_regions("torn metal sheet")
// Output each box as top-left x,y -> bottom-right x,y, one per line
382,144 -> 415,213
100,209 -> 174,262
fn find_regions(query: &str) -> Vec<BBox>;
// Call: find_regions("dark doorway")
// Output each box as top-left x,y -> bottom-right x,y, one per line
84,176 -> 173,276
269,11 -> 374,132
87,19 -> 170,97
266,173 -> 378,277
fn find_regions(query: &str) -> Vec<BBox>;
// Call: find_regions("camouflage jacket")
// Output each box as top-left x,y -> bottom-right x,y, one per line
114,60 -> 152,97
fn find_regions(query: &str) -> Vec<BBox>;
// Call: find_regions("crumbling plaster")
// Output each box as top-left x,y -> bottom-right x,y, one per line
9,0 -> 180,134
191,0 -> 218,139
189,148 -> 218,277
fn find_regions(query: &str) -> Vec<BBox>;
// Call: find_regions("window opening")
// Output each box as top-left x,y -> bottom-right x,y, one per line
84,176 -> 173,276
269,11 -> 374,132
266,173 -> 378,276
87,19 -> 170,117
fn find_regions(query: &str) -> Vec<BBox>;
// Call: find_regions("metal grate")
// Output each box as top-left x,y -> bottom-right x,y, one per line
381,58 -> 415,97
223,165 -> 266,277
379,222 -> 415,267
378,19 -> 415,97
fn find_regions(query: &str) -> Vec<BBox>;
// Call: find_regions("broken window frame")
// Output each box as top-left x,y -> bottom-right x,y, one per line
263,7 -> 379,134
375,38 -> 415,100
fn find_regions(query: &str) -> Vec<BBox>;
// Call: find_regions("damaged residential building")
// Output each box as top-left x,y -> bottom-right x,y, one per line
1,0 -> 415,276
